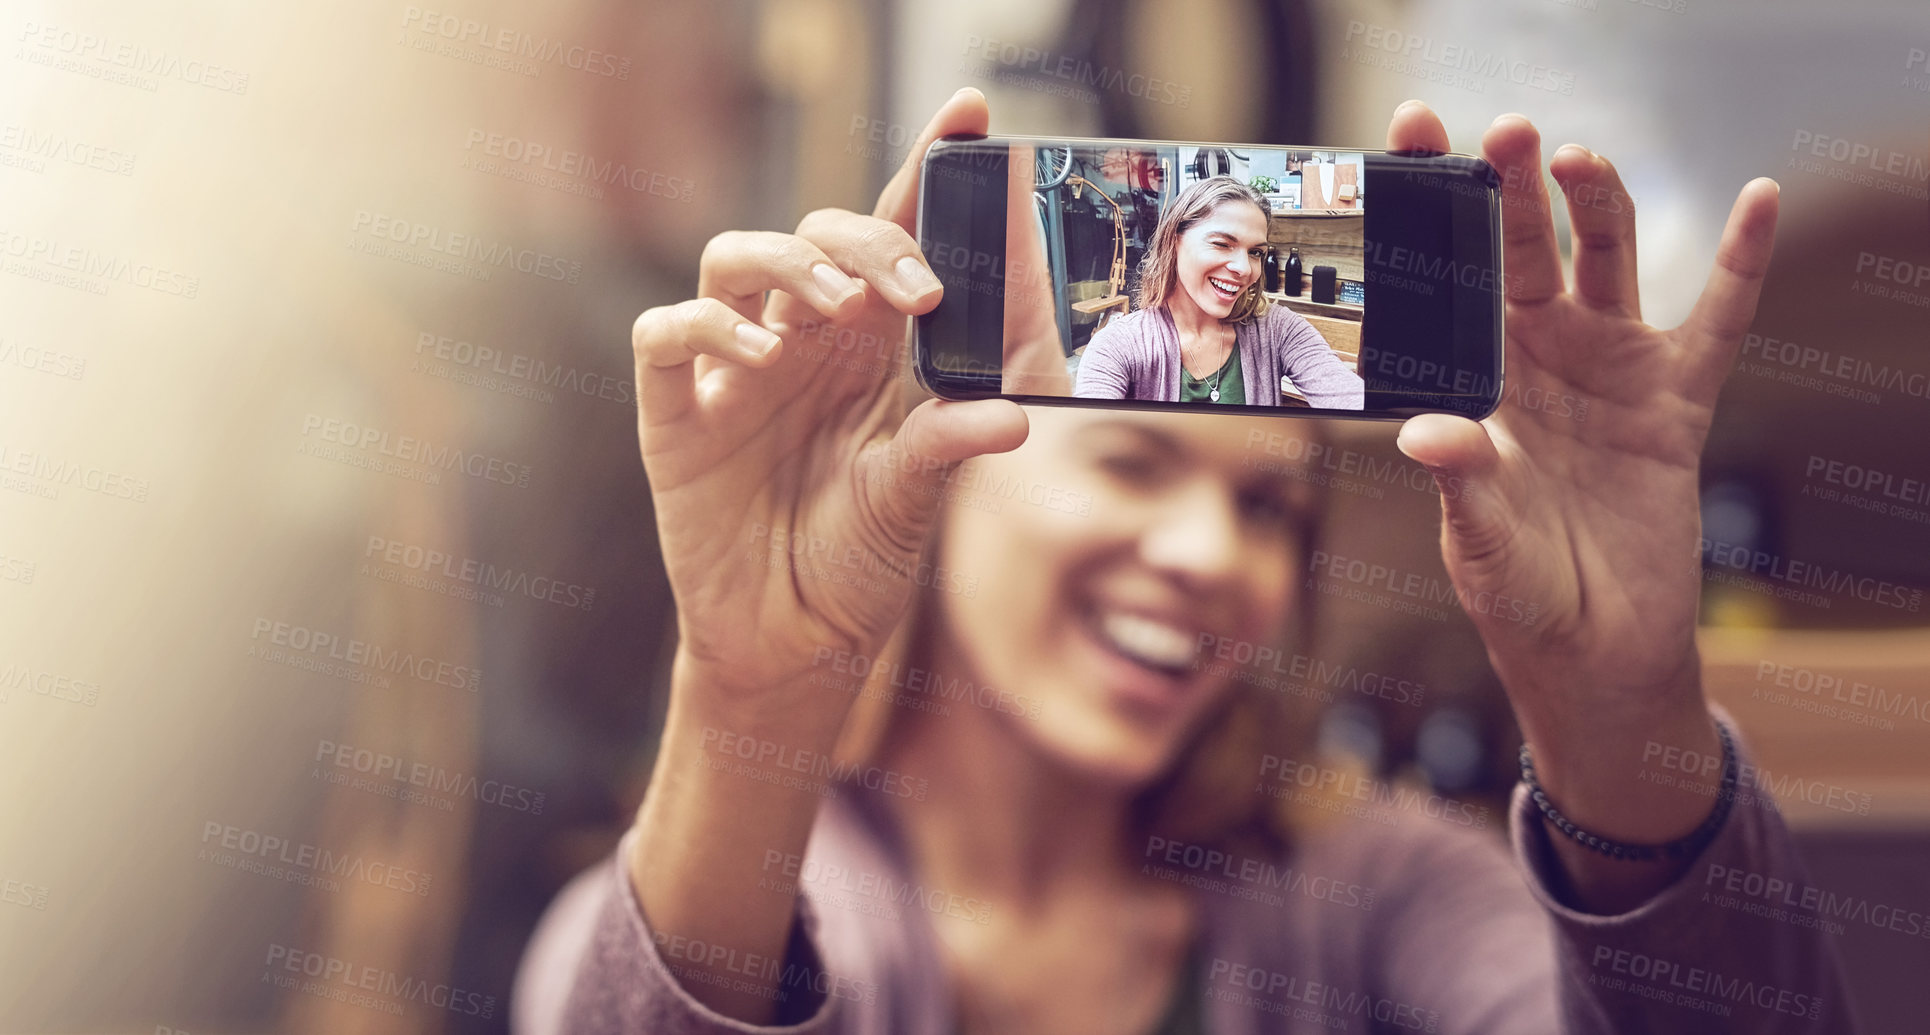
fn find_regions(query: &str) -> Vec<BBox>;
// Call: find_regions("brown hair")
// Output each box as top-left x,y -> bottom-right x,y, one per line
1133,175 -> 1274,323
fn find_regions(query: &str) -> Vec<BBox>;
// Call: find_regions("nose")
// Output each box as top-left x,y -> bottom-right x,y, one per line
1224,252 -> 1250,279
1137,476 -> 1244,590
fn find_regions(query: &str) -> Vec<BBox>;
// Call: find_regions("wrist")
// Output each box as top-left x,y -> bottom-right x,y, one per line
631,651 -> 852,916
627,672 -> 836,1027
1524,717 -> 1735,862
1508,659 -> 1721,846
665,644 -> 855,751
1524,708 -> 1720,843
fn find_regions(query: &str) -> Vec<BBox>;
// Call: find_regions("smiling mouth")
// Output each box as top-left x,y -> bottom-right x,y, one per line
1206,275 -> 1242,302
1091,609 -> 1198,679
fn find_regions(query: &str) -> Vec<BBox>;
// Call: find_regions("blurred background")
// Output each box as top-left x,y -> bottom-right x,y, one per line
1,0 -> 1924,1031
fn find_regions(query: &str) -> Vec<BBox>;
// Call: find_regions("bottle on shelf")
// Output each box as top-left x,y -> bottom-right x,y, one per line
1283,247 -> 1303,297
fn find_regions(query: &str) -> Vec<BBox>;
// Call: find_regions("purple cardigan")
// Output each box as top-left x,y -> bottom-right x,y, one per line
512,722 -> 1858,1034
1073,303 -> 1366,409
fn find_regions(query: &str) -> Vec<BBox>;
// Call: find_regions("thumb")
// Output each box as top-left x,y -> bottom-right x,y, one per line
874,87 -> 990,232
857,397 -> 1028,532
1396,413 -> 1512,556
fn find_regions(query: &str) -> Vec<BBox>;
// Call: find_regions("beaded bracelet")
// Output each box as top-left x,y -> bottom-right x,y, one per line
1518,718 -> 1737,862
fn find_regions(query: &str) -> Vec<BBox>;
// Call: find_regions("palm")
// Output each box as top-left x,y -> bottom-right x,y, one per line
1390,109 -> 1779,708
642,285 -> 923,686
629,90 -> 1025,709
1451,301 -> 1712,691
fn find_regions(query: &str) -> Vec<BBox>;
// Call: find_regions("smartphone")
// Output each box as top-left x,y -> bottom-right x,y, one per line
913,134 -> 1504,420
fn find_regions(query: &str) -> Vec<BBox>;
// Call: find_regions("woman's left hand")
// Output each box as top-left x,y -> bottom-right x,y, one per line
1386,102 -> 1777,907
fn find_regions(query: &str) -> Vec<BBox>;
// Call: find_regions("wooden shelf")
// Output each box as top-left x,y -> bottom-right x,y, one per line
1264,292 -> 1362,321
1270,209 -> 1364,282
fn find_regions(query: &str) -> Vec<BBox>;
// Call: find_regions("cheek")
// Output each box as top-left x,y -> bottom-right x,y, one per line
1232,542 -> 1299,637
936,462 -> 1080,639
1176,244 -> 1208,279
1257,533 -> 1297,588
936,500 -> 1014,628
1258,578 -> 1295,638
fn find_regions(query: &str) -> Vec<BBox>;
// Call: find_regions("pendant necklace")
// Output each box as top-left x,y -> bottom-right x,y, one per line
1186,325 -> 1232,402
1199,328 -> 1230,401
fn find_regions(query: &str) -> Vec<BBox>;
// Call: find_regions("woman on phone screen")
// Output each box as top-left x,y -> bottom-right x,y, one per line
1073,176 -> 1366,409
512,91 -> 1855,1035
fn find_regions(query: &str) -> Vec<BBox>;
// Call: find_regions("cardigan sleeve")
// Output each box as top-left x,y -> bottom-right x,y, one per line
1510,738 -> 1861,1032
1266,305 -> 1364,409
1072,316 -> 1138,399
510,828 -> 842,1035
1361,720 -> 1859,1034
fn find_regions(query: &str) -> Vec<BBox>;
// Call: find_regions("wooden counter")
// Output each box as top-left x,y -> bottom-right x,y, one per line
1700,625 -> 1930,829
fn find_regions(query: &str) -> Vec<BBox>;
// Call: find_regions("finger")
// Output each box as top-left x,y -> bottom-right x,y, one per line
1679,178 -> 1780,398
1385,99 -> 1451,155
697,230 -> 865,324
858,397 -> 1029,529
796,209 -> 945,315
632,297 -> 782,427
895,397 -> 1029,467
1395,414 -> 1513,561
874,87 -> 990,232
1000,146 -> 1070,394
1549,144 -> 1640,317
1482,115 -> 1565,306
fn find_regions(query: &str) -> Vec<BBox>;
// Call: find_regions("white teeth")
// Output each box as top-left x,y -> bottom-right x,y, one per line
1208,277 -> 1240,294
1098,612 -> 1196,671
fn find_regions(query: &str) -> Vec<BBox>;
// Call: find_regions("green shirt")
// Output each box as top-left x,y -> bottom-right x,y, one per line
1179,345 -> 1244,405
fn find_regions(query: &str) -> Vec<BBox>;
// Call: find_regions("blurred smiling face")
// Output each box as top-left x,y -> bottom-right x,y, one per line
933,408 -> 1311,785
1176,200 -> 1268,320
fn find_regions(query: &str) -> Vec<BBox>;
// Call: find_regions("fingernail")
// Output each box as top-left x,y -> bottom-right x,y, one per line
895,255 -> 941,297
735,322 -> 780,357
811,263 -> 859,306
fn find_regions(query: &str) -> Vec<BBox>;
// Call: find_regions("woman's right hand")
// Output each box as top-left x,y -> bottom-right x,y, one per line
623,91 -> 1029,1026
630,88 -> 1026,726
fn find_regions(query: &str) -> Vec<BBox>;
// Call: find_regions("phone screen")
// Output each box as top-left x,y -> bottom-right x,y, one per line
915,136 -> 1504,420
